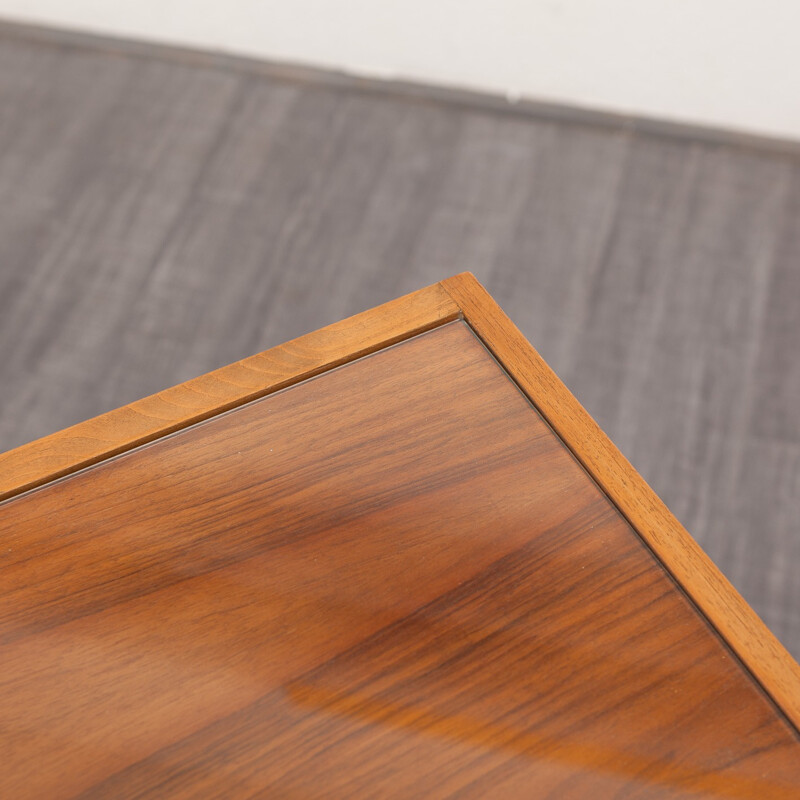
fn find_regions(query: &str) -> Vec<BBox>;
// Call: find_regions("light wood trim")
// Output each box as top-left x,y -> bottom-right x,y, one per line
441,271 -> 800,732
0,283 -> 459,502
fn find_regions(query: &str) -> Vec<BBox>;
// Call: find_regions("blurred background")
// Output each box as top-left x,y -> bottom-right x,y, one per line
0,3 -> 798,659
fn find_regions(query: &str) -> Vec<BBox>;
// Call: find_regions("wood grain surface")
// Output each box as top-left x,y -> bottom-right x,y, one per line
442,273 -> 800,732
2,321 -> 799,799
0,282 -> 458,502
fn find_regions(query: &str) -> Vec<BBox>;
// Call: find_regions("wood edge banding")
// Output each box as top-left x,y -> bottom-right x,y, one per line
440,271 -> 800,734
0,283 -> 460,502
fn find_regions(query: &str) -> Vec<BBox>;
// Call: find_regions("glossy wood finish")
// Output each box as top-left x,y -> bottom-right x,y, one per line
0,282 -> 459,502
442,273 -> 800,730
2,321 -> 799,798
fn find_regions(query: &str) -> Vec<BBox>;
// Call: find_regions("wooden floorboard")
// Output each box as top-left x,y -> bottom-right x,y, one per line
0,23 -> 798,660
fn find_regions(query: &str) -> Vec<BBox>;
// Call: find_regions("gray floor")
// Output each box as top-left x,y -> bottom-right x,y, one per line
1,23 -> 798,660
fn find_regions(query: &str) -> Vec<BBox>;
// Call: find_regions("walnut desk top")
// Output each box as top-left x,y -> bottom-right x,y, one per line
1,274 -> 799,798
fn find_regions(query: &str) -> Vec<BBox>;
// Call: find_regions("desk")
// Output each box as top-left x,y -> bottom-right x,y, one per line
2,274 -> 799,797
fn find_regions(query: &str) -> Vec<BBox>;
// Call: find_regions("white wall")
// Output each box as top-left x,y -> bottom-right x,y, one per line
2,0 -> 799,141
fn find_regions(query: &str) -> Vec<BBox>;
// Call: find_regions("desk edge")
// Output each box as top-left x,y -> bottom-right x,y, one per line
441,271 -> 800,733
0,282 -> 459,502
